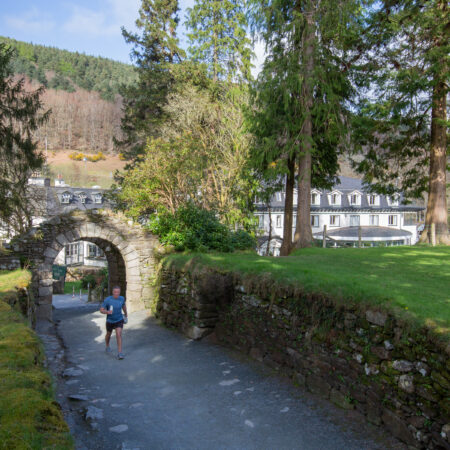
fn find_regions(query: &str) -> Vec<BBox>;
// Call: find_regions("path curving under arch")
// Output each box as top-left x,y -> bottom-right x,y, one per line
12,210 -> 159,320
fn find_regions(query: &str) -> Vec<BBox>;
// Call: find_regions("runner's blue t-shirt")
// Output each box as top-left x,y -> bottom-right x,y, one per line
102,296 -> 125,323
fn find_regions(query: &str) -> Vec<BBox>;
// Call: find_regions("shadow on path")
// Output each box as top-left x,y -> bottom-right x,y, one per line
39,298 -> 404,450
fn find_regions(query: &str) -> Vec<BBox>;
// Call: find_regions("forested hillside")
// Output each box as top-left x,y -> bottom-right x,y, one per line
1,36 -> 136,100
1,36 -> 137,152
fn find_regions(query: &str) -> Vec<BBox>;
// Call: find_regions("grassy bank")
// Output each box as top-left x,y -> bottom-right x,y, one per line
0,270 -> 73,449
164,246 -> 450,338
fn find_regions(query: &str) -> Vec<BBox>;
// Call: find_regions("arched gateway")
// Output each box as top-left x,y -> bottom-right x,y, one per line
12,210 -> 158,320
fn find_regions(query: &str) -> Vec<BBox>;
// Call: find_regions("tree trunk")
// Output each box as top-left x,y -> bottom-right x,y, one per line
419,79 -> 449,245
293,2 -> 314,250
280,156 -> 295,256
293,149 -> 313,248
265,203 -> 272,256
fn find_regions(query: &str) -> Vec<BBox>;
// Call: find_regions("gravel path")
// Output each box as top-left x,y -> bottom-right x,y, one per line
38,296 -> 402,450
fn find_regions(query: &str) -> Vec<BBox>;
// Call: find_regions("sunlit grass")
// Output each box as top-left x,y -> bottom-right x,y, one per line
165,246 -> 450,338
0,270 -> 73,448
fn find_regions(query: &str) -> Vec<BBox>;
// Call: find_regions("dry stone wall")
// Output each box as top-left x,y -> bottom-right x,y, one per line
156,264 -> 450,450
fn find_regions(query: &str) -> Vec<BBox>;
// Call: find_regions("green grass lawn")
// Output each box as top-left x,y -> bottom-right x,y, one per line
0,270 -> 73,448
64,280 -> 87,295
164,246 -> 450,338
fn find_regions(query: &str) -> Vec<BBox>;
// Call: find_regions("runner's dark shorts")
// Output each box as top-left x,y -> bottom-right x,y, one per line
106,320 -> 124,333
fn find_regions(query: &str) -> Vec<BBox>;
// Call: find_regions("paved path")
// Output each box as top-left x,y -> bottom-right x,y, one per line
41,296 -> 400,450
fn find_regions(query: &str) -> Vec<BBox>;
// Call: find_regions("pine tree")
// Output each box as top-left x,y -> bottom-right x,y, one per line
353,0 -> 449,245
186,0 -> 252,82
248,0 -> 359,252
117,0 -> 185,160
0,43 -> 49,234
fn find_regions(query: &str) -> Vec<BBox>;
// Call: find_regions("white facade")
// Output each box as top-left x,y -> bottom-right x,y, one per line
54,241 -> 107,268
255,178 -> 424,254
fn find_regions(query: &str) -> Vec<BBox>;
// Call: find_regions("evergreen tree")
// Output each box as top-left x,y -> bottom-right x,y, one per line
186,0 -> 252,82
248,0 -> 360,252
0,43 -> 49,234
117,0 -> 185,160
353,0 -> 449,244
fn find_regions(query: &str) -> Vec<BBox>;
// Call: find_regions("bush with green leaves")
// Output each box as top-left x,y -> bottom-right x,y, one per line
148,203 -> 255,253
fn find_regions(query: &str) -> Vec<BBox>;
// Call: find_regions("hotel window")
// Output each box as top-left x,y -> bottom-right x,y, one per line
331,193 -> 339,205
368,195 -> 376,206
388,215 -> 398,226
330,215 -> 340,227
350,215 -> 360,226
61,193 -> 71,204
390,195 -> 399,206
258,215 -> 264,229
311,215 -> 319,227
369,215 -> 379,226
276,215 -> 282,228
350,194 -> 358,205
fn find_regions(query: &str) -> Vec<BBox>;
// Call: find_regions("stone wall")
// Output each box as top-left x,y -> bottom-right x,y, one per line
156,264 -> 450,450
0,255 -> 21,271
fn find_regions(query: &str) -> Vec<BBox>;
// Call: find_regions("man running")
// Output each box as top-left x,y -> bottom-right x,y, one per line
100,286 -> 128,360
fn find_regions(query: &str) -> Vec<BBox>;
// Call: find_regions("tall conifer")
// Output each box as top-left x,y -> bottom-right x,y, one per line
186,0 -> 252,82
248,0 -> 360,251
353,0 -> 449,244
117,0 -> 184,160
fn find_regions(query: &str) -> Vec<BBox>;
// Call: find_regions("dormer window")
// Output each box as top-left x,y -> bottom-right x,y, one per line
388,195 -> 399,206
311,190 -> 321,205
79,193 -> 87,204
94,193 -> 103,204
329,191 -> 342,206
368,194 -> 377,206
61,192 -> 71,204
348,191 -> 362,206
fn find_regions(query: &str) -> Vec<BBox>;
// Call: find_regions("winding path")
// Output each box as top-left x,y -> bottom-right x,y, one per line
39,295 -> 401,450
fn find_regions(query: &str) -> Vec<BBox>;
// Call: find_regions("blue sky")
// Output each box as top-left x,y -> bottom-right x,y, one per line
1,0 -> 264,71
0,0 -> 197,63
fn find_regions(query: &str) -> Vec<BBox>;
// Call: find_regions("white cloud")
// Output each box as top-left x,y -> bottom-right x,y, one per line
62,0 -> 140,37
5,8 -> 55,33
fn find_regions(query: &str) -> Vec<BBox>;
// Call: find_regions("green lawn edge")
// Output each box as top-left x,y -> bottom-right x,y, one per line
162,246 -> 450,343
0,269 -> 73,449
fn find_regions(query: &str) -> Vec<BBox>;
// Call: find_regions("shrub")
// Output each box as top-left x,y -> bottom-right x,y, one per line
81,273 -> 96,289
147,203 -> 255,253
68,151 -> 106,162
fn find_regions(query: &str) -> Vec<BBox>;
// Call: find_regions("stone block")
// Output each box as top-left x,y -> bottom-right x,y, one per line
55,233 -> 70,247
382,408 -> 417,446
40,278 -> 54,287
43,247 -> 58,259
398,374 -> 414,394
392,360 -> 414,372
330,389 -> 354,410
184,326 -> 213,340
39,286 -> 52,297
306,374 -> 331,398
36,303 -> 52,321
366,310 -> 388,327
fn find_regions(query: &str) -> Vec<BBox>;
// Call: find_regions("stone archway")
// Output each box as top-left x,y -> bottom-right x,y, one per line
13,210 -> 158,320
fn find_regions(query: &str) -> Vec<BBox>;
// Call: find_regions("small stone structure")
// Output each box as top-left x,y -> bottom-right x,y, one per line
156,263 -> 450,449
10,210 -> 158,320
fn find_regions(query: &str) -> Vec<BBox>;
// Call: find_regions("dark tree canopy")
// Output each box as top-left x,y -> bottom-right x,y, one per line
0,43 -> 49,234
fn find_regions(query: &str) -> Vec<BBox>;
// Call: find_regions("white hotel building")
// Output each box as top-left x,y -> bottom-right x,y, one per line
255,177 -> 424,255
